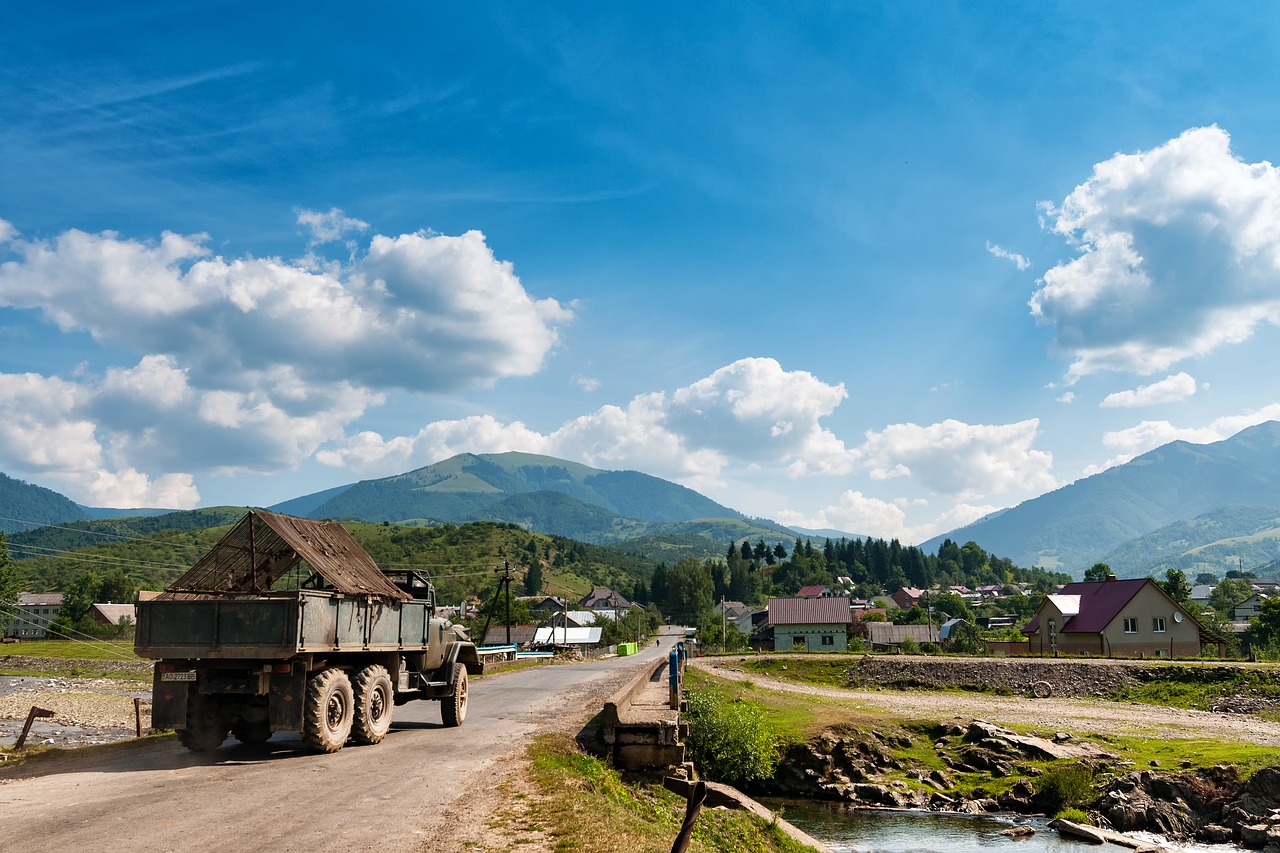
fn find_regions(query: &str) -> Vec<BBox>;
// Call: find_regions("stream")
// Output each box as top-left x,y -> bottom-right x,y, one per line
763,800 -> 1241,853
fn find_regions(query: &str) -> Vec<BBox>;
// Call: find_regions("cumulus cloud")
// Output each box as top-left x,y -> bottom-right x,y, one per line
854,419 -> 1056,501
986,241 -> 1031,270
1099,372 -> 1197,408
317,357 -> 850,491
1032,126 -> 1280,381
0,215 -> 572,507
776,492 -> 1000,545
1057,392 -> 1076,404
1082,403 -> 1280,475
0,220 -> 572,393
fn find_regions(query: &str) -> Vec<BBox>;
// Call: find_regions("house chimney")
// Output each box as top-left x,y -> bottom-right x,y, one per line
1107,574 -> 1117,582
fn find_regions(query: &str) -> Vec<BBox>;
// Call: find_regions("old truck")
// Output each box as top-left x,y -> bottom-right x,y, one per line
134,510 -> 480,753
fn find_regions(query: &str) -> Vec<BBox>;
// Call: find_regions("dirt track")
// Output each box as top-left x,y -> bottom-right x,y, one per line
693,657 -> 1280,747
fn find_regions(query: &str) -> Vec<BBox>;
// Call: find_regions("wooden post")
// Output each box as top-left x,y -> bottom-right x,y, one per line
134,697 -> 144,737
15,706 -> 54,749
670,780 -> 706,853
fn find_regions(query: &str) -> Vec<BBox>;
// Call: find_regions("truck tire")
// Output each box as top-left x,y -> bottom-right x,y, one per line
303,667 -> 354,753
351,664 -> 394,745
441,662 -> 468,727
179,692 -> 229,752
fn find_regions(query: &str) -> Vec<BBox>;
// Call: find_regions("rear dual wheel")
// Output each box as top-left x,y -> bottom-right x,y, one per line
179,691 -> 229,752
303,667 -> 354,753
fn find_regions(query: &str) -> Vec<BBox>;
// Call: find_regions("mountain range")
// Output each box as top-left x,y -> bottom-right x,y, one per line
921,420 -> 1280,576
3,423 -> 1280,578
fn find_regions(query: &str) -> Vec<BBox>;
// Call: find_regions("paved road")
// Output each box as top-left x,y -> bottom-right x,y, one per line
0,640 -> 673,853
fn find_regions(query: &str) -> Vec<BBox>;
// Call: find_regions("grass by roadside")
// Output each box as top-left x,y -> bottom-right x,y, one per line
512,733 -> 819,853
1,640 -> 151,680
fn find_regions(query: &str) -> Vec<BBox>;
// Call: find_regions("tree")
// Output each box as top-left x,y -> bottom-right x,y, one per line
1247,596 -> 1280,653
664,558 -> 715,626
1084,563 -> 1112,583
1159,569 -> 1192,605
522,562 -> 543,596
1195,572 -> 1218,586
0,534 -> 17,636
1208,577 -> 1254,617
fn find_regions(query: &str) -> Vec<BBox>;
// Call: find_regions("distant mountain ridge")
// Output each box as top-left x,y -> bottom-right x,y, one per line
924,420 -> 1280,575
274,451 -> 794,550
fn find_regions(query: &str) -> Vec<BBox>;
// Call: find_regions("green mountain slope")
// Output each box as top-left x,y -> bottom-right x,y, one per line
0,472 -> 89,534
923,420 -> 1280,574
289,451 -> 749,542
1098,505 -> 1280,578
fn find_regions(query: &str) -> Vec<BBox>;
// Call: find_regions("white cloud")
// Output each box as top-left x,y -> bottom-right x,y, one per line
318,357 -> 849,491
0,221 -> 573,393
1083,403 -> 1280,475
1099,372 -> 1196,408
575,376 -> 601,392
1032,126 -> 1280,381
1057,391 -> 1076,404
776,492 -> 1000,545
985,241 -> 1031,270
297,207 -> 369,245
854,419 -> 1056,501
0,217 -> 575,507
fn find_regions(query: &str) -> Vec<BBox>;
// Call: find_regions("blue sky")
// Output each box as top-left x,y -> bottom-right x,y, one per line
3,3 -> 1280,545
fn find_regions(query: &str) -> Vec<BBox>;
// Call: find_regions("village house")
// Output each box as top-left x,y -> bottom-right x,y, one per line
1023,576 -> 1213,658
4,592 -> 64,639
579,587 -> 633,610
764,596 -> 853,652
890,587 -> 925,610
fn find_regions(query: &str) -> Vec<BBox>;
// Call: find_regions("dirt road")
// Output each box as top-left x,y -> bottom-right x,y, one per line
693,657 -> 1280,746
0,644 -> 669,853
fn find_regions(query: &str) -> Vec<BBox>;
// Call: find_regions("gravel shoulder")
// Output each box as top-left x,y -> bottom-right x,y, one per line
693,657 -> 1280,746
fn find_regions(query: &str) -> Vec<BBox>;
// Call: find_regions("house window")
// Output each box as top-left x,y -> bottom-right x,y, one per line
1152,617 -> 1166,633
793,635 -> 806,649
821,635 -> 835,646
1123,617 -> 1138,633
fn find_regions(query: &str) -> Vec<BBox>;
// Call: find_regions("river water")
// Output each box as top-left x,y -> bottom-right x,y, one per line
765,801 -> 1241,853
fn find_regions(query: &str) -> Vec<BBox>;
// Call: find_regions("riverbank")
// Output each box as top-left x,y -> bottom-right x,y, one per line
690,655 -> 1280,848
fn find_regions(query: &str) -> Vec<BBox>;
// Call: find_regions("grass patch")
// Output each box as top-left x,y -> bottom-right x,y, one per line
0,640 -> 151,680
524,734 -> 816,853
1105,666 -> 1280,710
0,640 -> 143,661
731,656 -> 854,688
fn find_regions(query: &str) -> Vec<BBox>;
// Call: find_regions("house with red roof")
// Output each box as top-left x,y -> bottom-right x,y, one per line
1022,577 -> 1212,658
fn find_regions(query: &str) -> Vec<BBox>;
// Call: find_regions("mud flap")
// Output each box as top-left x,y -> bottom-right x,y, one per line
269,665 -> 308,731
151,671 -> 190,730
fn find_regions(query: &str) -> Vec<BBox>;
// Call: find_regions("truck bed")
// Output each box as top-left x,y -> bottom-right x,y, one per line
134,590 -> 435,660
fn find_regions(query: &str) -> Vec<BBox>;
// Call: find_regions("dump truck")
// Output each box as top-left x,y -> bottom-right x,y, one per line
134,510 -> 480,753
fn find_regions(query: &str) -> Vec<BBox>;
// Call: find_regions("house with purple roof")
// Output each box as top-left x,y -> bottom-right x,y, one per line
1023,576 -> 1214,658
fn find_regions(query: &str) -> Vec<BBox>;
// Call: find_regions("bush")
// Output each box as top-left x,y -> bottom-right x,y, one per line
1055,807 -> 1090,824
1035,763 -> 1095,813
684,690 -> 779,787
899,637 -> 920,655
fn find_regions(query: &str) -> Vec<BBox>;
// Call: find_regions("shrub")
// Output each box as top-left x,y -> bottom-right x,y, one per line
1054,807 -> 1090,824
684,691 -> 779,787
1035,763 -> 1095,813
899,637 -> 920,655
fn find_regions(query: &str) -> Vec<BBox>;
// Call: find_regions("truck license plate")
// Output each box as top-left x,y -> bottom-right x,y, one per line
161,671 -> 197,682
